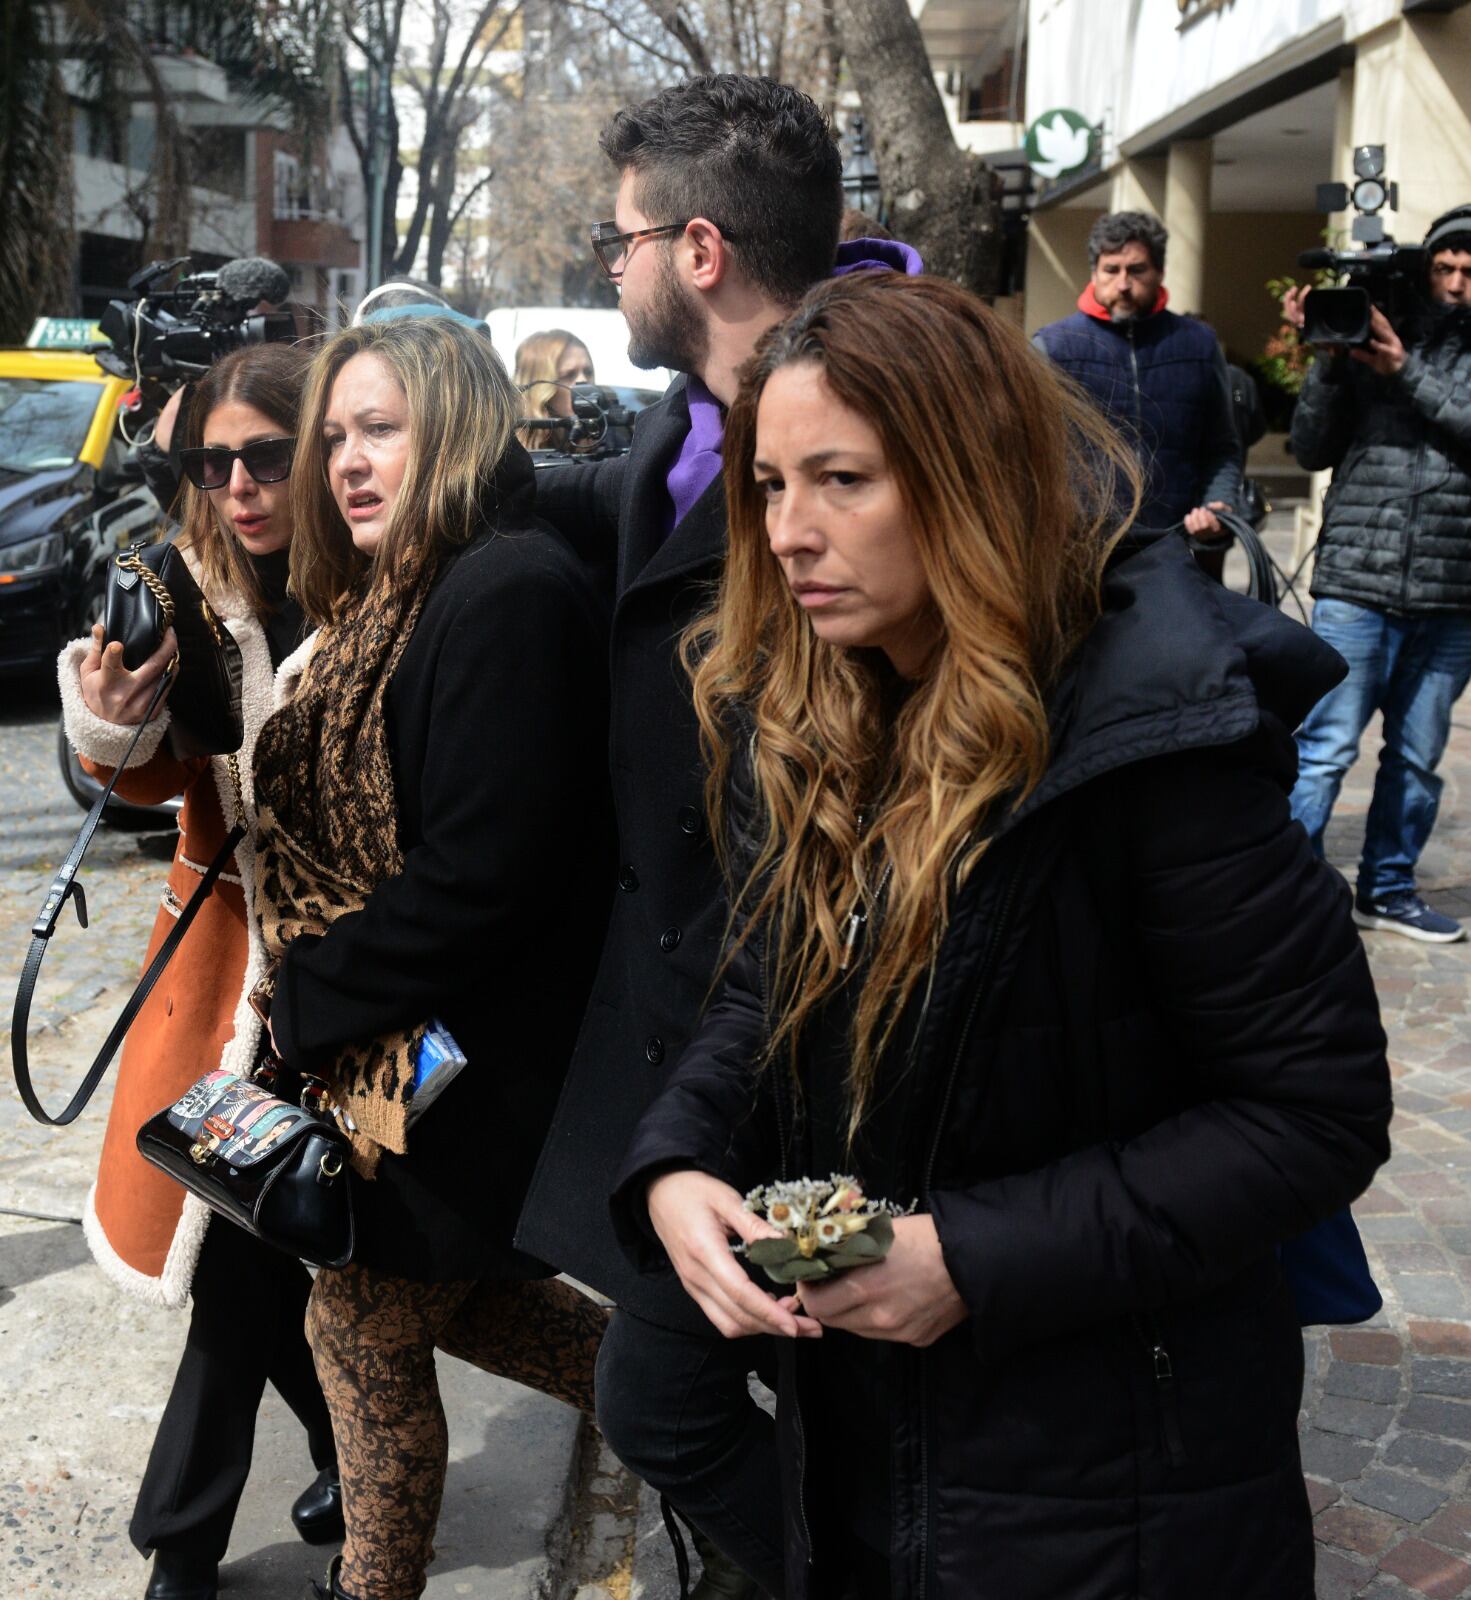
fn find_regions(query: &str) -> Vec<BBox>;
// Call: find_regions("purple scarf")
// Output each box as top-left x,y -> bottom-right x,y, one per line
661,236 -> 924,534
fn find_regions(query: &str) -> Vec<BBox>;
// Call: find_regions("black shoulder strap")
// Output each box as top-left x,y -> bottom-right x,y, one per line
11,669 -> 245,1126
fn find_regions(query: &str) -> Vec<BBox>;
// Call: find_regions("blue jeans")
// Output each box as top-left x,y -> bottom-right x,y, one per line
1290,598 -> 1471,900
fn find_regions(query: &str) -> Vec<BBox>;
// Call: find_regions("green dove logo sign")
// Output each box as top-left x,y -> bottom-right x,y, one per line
1025,109 -> 1096,181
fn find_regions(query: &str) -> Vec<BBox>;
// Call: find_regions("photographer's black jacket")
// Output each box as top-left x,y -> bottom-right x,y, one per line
1293,305 -> 1471,612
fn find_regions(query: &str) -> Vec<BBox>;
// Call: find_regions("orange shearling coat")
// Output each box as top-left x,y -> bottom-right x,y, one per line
57,565 -> 313,1306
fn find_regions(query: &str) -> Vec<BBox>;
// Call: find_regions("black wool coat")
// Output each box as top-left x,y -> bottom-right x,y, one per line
515,378 -> 736,1333
613,534 -> 1393,1600
271,447 -> 615,1282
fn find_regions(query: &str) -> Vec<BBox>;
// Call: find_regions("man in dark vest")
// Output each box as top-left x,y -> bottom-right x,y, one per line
515,75 -> 919,1598
1033,209 -> 1242,574
1282,205 -> 1471,943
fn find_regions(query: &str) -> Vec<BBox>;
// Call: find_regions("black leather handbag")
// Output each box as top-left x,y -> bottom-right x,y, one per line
103,540 -> 244,758
137,1063 -> 355,1268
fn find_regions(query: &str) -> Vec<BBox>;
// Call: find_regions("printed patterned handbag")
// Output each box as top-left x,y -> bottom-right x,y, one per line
137,1065 -> 355,1268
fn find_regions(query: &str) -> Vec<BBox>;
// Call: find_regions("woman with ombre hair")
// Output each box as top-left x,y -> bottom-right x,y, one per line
612,272 -> 1391,1600
251,314 -> 614,1600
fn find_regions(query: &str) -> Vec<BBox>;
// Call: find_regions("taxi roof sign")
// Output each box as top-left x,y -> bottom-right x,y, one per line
26,317 -> 104,350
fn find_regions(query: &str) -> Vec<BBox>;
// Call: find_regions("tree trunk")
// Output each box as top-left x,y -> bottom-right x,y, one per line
832,0 -> 1001,297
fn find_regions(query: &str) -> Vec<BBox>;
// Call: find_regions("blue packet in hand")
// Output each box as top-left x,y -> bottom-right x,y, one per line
407,1018 -> 468,1127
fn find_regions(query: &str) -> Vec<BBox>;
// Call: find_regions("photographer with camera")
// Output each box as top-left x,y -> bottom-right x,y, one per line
1284,205 -> 1471,942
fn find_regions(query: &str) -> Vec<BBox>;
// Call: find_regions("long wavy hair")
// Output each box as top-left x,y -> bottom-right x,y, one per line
512,328 -> 592,450
686,272 -> 1141,1141
290,316 -> 519,624
175,342 -> 311,617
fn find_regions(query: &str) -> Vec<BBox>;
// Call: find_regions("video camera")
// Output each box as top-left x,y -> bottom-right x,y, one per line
520,383 -> 638,464
93,256 -> 296,384
1297,145 -> 1426,345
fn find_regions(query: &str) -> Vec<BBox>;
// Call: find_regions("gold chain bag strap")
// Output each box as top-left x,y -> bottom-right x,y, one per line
10,539 -> 247,1125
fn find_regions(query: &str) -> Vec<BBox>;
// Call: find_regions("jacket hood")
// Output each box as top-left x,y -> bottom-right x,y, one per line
1015,533 -> 1344,824
834,237 -> 925,276
1077,281 -> 1170,322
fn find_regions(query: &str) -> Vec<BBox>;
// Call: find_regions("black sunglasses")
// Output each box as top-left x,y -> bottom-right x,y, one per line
590,218 -> 738,280
178,436 -> 296,491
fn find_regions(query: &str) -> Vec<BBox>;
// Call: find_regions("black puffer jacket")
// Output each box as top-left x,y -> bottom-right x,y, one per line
1293,305 -> 1471,612
613,534 -> 1392,1600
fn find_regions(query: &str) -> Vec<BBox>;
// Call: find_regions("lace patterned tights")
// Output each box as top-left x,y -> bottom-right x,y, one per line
306,1264 -> 607,1599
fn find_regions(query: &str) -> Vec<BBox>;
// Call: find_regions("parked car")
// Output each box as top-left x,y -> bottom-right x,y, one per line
0,338 -> 137,672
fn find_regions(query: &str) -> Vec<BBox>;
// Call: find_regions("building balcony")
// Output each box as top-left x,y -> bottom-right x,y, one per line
269,215 -> 361,270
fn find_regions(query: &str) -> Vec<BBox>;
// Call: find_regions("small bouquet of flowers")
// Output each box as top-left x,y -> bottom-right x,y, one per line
735,1174 -> 912,1285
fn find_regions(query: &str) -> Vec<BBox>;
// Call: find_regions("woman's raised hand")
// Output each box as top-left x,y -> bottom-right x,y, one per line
647,1169 -> 824,1341
796,1214 -> 968,1347
79,623 -> 179,726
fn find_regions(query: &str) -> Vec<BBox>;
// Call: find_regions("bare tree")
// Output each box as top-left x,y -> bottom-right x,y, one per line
832,0 -> 1000,295
1,0 -> 74,341
396,0 -> 522,283
546,0 -> 842,108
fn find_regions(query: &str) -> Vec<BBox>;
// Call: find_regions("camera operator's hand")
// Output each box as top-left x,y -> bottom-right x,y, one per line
153,385 -> 187,455
1351,307 -> 1407,377
1281,285 -> 1310,332
79,622 -> 178,726
1184,501 -> 1230,538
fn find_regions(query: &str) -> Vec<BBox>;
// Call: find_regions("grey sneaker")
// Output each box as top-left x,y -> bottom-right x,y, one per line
1353,891 -> 1466,944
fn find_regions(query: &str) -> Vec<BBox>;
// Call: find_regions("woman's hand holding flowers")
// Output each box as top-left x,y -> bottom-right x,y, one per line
647,1170 -> 824,1341
796,1214 -> 968,1347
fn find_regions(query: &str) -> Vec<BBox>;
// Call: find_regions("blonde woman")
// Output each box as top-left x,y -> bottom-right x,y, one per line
249,315 -> 613,1600
57,344 -> 339,1600
612,273 -> 1391,1600
512,327 -> 594,448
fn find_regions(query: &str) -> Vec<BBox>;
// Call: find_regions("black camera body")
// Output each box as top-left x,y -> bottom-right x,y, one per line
1298,145 -> 1428,346
94,256 -> 295,384
522,383 -> 638,465
1298,240 -> 1427,346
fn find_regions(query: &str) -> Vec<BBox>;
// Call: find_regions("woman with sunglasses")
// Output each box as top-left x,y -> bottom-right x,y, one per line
58,343 -> 340,1600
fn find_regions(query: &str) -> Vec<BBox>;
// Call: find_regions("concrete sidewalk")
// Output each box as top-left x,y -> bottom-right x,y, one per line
0,993 -> 586,1600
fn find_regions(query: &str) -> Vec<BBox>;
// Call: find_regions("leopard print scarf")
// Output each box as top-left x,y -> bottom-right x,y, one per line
252,555 -> 435,1174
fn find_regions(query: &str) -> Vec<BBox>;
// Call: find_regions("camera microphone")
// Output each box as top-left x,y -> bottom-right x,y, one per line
216,257 -> 292,307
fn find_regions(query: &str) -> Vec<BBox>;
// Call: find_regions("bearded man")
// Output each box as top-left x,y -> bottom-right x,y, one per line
1033,209 -> 1243,564
515,75 -> 919,1600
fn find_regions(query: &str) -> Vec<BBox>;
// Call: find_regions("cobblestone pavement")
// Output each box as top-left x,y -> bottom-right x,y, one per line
1302,673 -> 1471,1593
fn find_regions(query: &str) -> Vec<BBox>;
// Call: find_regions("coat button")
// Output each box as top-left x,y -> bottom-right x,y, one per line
645,1035 -> 665,1064
677,805 -> 702,836
618,865 -> 639,892
660,926 -> 682,952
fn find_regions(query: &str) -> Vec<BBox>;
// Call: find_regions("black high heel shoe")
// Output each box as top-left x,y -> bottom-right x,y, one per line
144,1550 -> 218,1600
291,1465 -> 344,1545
